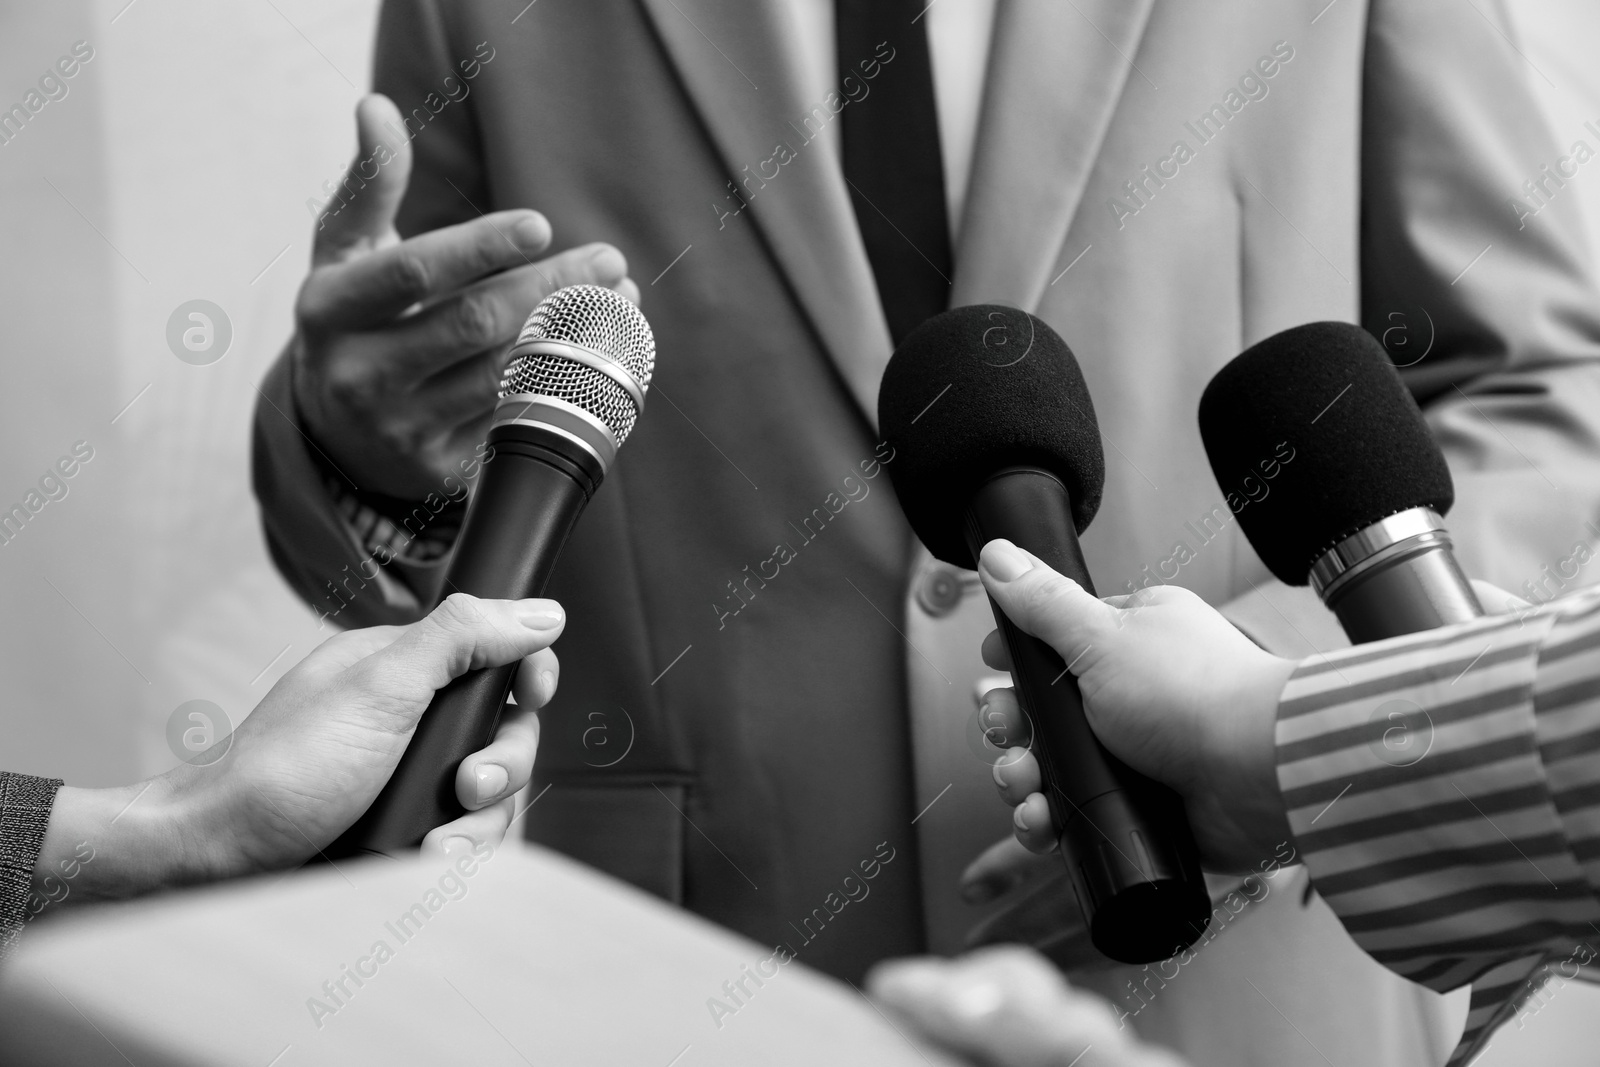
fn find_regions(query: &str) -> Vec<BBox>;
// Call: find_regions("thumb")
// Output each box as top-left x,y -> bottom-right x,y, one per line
313,94 -> 413,263
976,540 -> 1118,672
357,594 -> 566,700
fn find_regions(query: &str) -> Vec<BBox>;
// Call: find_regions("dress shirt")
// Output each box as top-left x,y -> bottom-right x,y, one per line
786,0 -> 998,238
1278,587 -> 1600,1064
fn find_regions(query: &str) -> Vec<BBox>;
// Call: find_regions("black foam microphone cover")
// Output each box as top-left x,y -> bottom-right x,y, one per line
1198,321 -> 1454,585
878,305 -> 1105,569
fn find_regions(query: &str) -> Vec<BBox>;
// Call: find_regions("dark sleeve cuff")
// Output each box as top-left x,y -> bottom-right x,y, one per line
252,345 -> 449,627
320,464 -> 465,567
0,773 -> 63,961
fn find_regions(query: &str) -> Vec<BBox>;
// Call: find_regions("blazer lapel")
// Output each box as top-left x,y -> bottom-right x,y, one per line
637,0 -> 893,426
953,0 -> 1157,310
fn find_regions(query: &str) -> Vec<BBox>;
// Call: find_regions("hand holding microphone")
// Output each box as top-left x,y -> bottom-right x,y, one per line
982,319 -> 1507,868
32,594 -> 561,906
329,283 -> 655,857
291,94 -> 641,503
880,307 -> 1211,964
975,544 -> 1296,870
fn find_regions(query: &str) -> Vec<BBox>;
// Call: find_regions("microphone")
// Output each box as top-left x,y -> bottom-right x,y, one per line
330,284 -> 655,857
1199,320 -> 1481,643
879,305 -> 1211,965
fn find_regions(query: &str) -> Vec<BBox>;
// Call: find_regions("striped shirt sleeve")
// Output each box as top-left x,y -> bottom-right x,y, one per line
1276,586 -> 1600,1065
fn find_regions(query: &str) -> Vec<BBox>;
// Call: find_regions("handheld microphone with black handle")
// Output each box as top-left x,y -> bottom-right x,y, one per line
328,285 -> 655,858
1199,321 -> 1482,643
879,306 -> 1211,964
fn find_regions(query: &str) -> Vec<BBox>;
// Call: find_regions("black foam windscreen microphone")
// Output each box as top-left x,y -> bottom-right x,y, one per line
1199,321 -> 1481,642
329,285 -> 655,857
880,305 -> 1211,964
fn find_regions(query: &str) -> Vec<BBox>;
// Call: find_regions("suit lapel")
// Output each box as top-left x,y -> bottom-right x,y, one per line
953,0 -> 1157,310
637,0 -> 893,426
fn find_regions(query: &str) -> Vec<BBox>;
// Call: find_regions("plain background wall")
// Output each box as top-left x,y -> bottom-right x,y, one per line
0,0 -> 377,785
0,0 -> 1597,1061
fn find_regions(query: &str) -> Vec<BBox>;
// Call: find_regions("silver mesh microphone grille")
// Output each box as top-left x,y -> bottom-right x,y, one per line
498,284 -> 655,445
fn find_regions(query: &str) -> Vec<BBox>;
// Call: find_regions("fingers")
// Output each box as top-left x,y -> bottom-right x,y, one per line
401,349 -> 504,439
313,95 -> 414,261
981,689 -> 1034,800
980,629 -> 1013,672
300,210 -> 553,333
978,540 -> 1118,671
450,650 -> 557,811
868,947 -> 1163,1067
371,243 -> 630,380
960,835 -> 1057,905
1012,793 -> 1058,854
363,594 -> 566,695
993,747 -> 1041,806
511,647 -> 560,709
978,686 -> 1030,753
977,688 -> 1053,851
375,262 -> 554,377
421,794 -> 516,860
455,701 -> 540,812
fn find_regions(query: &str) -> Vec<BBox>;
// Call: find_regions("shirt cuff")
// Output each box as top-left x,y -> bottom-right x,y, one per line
1530,589 -> 1600,905
322,466 -> 464,566
0,773 -> 63,961
1274,608 -> 1584,991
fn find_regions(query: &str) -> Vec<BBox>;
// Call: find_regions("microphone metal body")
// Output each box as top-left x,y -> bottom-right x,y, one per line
1310,508 -> 1483,642
966,468 -> 1209,963
329,286 -> 654,857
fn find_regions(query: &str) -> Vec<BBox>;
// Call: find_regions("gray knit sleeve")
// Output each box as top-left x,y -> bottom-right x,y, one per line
0,772 -> 62,961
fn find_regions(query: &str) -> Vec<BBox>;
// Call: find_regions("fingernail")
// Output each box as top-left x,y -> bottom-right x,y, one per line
474,764 -> 509,803
1013,805 -> 1031,833
590,245 -> 625,278
982,540 -> 1032,582
540,670 -> 556,697
514,215 -> 547,245
443,835 -> 474,856
519,607 -> 564,630
991,754 -> 1012,788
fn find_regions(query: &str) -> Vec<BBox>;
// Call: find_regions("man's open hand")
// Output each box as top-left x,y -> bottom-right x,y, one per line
292,94 -> 640,499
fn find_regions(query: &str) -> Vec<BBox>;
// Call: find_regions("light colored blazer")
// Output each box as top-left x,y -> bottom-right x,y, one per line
252,0 -> 1600,1063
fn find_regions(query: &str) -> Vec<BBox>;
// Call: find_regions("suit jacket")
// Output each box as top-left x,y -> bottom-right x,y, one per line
253,0 -> 1600,1062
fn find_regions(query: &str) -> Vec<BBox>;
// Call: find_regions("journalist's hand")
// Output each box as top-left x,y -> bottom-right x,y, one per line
34,594 -> 561,904
972,539 -> 1295,873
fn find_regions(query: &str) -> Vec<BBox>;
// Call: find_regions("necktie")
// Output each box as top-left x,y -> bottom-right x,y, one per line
836,0 -> 953,344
